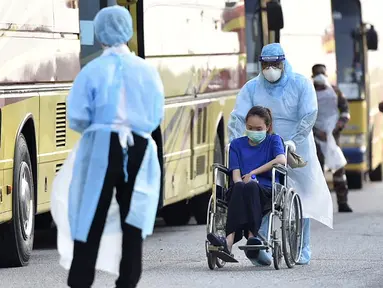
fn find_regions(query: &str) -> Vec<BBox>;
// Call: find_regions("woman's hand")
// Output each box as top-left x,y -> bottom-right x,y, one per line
242,174 -> 252,183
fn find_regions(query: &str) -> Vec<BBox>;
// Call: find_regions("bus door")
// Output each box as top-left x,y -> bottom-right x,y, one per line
190,106 -> 209,191
78,0 -> 141,66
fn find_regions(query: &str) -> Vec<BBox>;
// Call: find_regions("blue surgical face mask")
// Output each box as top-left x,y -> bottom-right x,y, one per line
246,130 -> 267,144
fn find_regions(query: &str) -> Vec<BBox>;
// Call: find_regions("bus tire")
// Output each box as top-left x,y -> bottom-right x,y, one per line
161,201 -> 191,226
369,163 -> 383,182
0,134 -> 35,267
346,171 -> 363,190
191,134 -> 223,225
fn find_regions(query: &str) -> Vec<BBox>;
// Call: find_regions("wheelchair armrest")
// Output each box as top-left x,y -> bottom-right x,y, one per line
272,163 -> 288,175
212,163 -> 230,176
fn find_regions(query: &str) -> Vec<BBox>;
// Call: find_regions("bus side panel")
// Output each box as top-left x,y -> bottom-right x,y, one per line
341,101 -> 368,172
0,170 -> 4,222
162,104 -> 192,206
0,96 -> 40,223
37,91 -> 80,213
143,0 -> 244,209
206,96 -> 237,187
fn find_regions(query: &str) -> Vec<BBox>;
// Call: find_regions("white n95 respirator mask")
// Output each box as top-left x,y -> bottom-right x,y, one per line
262,67 -> 282,83
313,74 -> 329,86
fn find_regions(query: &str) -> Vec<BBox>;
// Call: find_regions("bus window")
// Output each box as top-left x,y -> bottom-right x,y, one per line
332,0 -> 364,99
245,0 -> 263,79
117,0 -> 138,5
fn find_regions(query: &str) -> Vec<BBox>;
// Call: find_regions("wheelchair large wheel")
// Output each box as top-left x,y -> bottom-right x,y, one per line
205,195 -> 227,270
282,189 -> 303,268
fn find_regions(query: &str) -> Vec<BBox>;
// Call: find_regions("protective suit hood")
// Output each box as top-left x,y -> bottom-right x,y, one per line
94,5 -> 133,47
259,43 -> 294,97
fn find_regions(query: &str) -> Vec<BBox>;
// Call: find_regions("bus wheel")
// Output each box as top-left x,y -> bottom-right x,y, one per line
161,201 -> 191,226
346,171 -> 363,190
369,164 -> 383,182
0,134 -> 35,267
191,134 -> 223,225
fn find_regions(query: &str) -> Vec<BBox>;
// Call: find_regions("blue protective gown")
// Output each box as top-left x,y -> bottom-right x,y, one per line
228,44 -> 333,229
67,45 -> 164,242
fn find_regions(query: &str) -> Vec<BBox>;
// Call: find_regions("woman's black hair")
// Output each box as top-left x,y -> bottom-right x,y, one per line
245,106 -> 273,133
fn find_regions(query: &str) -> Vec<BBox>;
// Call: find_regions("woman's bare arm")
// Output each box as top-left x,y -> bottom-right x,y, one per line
250,154 -> 286,176
232,169 -> 243,183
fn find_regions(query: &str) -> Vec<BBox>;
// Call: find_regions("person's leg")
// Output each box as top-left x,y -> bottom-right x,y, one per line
332,132 -> 352,212
242,182 -> 266,260
250,214 -> 272,266
208,182 -> 245,254
249,185 -> 273,266
316,141 -> 325,172
115,134 -> 148,288
333,168 -> 353,212
224,181 -> 246,244
226,233 -> 235,252
297,218 -> 311,265
67,134 -> 120,288
243,181 -> 264,237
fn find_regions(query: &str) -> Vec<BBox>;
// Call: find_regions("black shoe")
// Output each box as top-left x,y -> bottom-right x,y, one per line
245,237 -> 261,260
339,203 -> 353,212
207,233 -> 231,254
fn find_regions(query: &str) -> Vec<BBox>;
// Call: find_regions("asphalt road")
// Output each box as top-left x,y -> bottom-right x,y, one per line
1,182 -> 383,288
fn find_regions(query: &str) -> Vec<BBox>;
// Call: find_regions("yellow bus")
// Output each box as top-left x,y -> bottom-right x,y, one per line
112,0 -> 283,227
0,1 -> 80,266
334,0 -> 383,189
279,0 -> 383,190
0,0 -> 285,267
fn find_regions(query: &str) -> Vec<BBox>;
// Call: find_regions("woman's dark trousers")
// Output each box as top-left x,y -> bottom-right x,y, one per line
226,181 -> 271,244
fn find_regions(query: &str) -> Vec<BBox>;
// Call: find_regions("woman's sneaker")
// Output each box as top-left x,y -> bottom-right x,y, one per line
245,237 -> 261,260
250,250 -> 272,266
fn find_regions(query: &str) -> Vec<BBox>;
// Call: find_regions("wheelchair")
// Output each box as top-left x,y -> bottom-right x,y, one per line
205,144 -> 303,270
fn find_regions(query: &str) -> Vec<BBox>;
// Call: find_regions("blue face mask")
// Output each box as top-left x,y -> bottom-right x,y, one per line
246,130 -> 267,143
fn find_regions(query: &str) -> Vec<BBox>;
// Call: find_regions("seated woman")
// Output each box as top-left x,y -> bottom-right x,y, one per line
207,106 -> 286,263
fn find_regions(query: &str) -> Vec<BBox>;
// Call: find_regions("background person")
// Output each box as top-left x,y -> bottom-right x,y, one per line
312,64 -> 352,213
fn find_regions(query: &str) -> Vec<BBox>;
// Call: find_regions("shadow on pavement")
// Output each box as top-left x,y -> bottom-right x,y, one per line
33,228 -> 57,250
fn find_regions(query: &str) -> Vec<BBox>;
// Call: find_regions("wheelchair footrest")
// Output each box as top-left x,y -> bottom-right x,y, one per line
211,251 -> 238,263
238,244 -> 269,251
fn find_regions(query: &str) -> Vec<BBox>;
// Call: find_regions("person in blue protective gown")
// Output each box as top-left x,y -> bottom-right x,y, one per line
228,43 -> 333,265
66,6 -> 164,288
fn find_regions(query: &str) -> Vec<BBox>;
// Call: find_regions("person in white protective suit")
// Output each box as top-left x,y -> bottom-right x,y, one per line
51,6 -> 164,288
228,43 -> 333,265
312,64 -> 351,213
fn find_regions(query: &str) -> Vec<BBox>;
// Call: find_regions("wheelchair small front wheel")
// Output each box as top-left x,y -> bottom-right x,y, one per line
206,241 -> 216,270
207,252 -> 217,270
273,240 -> 282,270
216,257 -> 226,268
